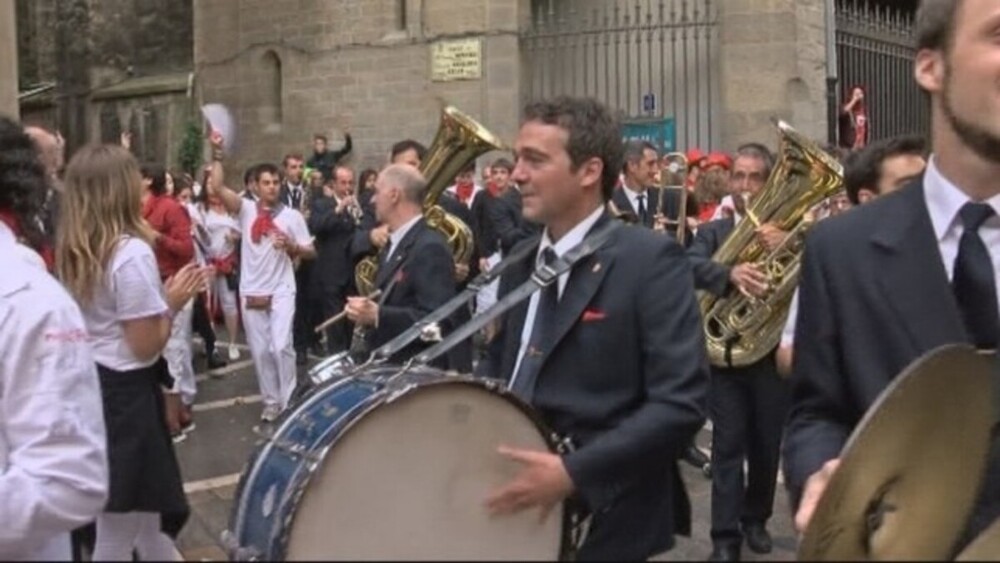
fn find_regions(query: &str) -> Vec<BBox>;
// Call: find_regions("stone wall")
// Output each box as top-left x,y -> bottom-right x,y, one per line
717,0 -> 829,151
194,0 -> 526,177
0,0 -> 18,118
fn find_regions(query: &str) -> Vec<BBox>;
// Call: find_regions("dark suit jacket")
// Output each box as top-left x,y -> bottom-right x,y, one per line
491,187 -> 543,255
612,186 -> 696,244
783,179 -> 999,534
487,213 -> 708,560
470,189 -> 499,258
307,196 -> 356,294
687,217 -> 735,296
371,218 -> 457,364
279,182 -> 310,215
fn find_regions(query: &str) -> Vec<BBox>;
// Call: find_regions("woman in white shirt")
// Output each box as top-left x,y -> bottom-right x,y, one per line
56,144 -> 207,560
190,172 -> 243,361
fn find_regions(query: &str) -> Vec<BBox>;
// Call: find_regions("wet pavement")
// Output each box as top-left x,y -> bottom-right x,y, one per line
175,337 -> 796,561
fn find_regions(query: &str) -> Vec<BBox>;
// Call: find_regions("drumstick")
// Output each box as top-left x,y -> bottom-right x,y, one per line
314,290 -> 382,333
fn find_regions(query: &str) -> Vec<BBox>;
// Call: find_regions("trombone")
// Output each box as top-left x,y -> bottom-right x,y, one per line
654,152 -> 691,245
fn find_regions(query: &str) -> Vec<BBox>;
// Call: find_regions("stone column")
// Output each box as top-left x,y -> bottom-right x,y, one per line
717,0 -> 828,150
0,0 -> 19,119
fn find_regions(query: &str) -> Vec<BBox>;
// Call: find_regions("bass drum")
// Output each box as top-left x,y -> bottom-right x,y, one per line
226,366 -> 578,561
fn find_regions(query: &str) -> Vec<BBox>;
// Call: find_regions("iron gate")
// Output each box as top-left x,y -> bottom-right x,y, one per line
522,0 -> 720,152
835,0 -> 929,143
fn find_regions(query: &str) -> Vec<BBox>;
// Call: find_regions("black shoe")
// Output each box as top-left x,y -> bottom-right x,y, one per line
207,352 -> 227,370
708,543 -> 740,562
743,523 -> 772,555
296,350 -> 308,366
683,446 -> 712,478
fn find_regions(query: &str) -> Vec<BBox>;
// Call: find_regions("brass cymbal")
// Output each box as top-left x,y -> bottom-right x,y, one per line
799,345 -> 998,561
957,518 -> 1000,561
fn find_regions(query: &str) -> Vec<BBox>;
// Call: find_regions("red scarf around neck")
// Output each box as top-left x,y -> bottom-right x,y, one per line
250,203 -> 286,244
455,182 -> 475,205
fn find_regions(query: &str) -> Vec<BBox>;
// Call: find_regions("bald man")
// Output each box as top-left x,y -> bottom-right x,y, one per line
345,165 -> 456,365
23,126 -> 64,242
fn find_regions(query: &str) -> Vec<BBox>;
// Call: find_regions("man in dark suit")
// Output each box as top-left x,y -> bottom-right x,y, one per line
278,153 -> 320,365
687,144 -> 791,562
614,139 -> 695,243
345,164 -> 456,365
786,0 -> 1000,550
482,96 -> 708,561
308,165 -> 359,354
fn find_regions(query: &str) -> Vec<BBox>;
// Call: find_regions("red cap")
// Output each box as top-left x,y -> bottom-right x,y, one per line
685,148 -> 706,166
701,152 -> 732,171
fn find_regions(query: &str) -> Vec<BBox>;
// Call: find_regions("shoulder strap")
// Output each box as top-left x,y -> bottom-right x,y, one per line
412,219 -> 621,367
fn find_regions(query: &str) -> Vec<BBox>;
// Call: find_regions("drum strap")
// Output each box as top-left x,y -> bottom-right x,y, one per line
413,219 -> 622,367
370,235 -> 543,362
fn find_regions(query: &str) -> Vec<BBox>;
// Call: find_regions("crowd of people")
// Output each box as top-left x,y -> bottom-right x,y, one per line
0,0 -> 997,560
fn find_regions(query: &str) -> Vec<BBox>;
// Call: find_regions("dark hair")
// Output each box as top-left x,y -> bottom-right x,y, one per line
139,163 -> 168,196
243,165 -> 258,188
391,139 -> 427,162
282,153 -> 304,167
491,158 -> 514,173
734,143 -> 775,178
522,96 -> 624,201
254,163 -> 281,183
916,0 -> 963,52
0,116 -> 48,250
844,135 -> 927,204
314,134 -> 328,143
358,168 -> 378,192
622,139 -> 658,173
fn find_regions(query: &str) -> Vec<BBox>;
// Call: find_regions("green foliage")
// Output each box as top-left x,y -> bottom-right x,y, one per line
178,121 -> 203,176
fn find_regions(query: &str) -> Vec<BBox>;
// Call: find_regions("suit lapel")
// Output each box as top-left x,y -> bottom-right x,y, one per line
870,180 -> 966,350
375,219 -> 424,290
535,215 -> 617,368
501,247 -> 538,379
612,188 -> 635,216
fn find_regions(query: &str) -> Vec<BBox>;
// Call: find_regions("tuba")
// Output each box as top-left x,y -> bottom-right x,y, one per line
354,106 -> 506,296
700,120 -> 844,368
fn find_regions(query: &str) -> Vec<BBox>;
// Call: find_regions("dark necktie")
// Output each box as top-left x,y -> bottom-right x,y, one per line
379,239 -> 394,268
511,248 -> 559,401
952,202 -> 999,350
291,187 -> 301,209
637,194 -> 648,226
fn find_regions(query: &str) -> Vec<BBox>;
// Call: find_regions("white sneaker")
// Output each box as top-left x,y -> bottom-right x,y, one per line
228,343 -> 240,361
260,405 -> 281,423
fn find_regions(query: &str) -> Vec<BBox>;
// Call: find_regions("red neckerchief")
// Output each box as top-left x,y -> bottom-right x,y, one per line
250,202 -> 286,244
487,181 -> 502,198
698,202 -> 720,222
0,208 -> 55,271
455,181 -> 474,205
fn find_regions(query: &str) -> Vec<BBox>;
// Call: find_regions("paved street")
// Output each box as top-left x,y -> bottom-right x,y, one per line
175,335 -> 796,561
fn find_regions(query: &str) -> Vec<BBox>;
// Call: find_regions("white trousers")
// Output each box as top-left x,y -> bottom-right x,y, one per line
92,512 -> 177,561
242,293 -> 297,409
164,301 -> 196,406
213,275 -> 238,317
475,252 -> 502,315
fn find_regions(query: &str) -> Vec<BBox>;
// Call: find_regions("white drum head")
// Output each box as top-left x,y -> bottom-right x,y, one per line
286,381 -> 564,561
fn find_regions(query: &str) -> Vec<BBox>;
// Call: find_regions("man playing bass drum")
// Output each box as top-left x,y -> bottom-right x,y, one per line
482,96 -> 708,561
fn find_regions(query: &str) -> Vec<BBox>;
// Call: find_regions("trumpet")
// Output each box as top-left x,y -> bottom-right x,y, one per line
653,152 -> 691,245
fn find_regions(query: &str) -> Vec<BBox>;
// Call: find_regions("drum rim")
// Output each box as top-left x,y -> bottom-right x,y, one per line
233,367 -> 579,561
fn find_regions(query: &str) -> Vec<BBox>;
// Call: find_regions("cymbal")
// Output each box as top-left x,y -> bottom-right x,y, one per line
799,345 -> 998,561
957,517 -> 1000,561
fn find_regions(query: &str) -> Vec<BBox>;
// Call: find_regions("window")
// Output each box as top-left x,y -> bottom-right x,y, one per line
396,0 -> 407,31
261,51 -> 283,127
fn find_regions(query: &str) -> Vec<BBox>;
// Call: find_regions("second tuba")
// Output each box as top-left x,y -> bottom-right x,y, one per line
700,120 -> 844,368
354,106 -> 506,296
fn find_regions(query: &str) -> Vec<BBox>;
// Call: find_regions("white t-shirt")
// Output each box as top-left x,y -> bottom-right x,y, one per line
203,208 -> 240,260
79,237 -> 169,371
237,199 -> 313,296
185,203 -> 207,266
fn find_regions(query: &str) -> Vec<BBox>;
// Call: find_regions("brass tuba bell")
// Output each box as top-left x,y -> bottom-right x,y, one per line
699,120 -> 844,368
354,106 -> 506,296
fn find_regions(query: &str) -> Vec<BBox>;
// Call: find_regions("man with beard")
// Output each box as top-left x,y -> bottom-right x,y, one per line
786,0 -> 1000,553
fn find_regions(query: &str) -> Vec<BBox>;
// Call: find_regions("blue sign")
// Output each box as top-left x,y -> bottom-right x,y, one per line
642,93 -> 657,114
623,118 -> 676,152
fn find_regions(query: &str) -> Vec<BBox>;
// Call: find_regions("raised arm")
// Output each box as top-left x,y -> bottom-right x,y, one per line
207,131 -> 243,215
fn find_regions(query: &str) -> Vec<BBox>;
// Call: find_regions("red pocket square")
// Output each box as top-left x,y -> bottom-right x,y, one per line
582,309 -> 606,322
393,269 -> 407,284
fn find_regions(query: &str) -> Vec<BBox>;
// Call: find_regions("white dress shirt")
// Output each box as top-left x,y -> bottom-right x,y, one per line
0,224 -> 108,560
923,157 -> 1000,305
386,214 -> 422,263
622,184 -> 650,217
509,206 -> 604,387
